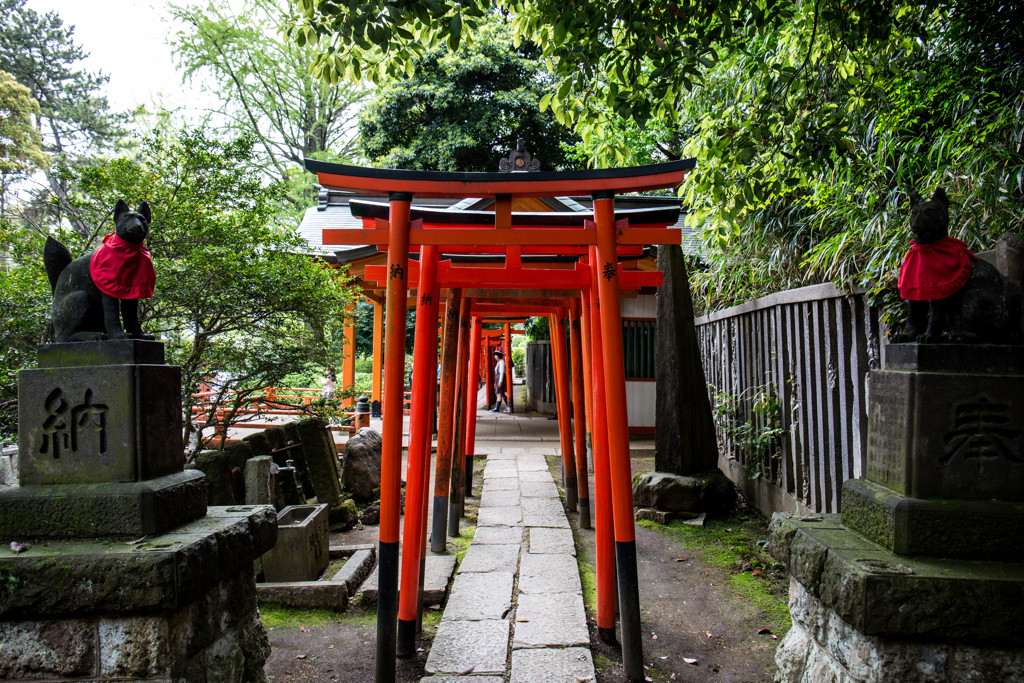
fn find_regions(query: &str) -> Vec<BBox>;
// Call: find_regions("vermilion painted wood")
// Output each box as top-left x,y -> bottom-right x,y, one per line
362,262 -> 663,289
569,299 -> 591,529
307,158 -> 693,197
549,309 -> 577,512
322,225 -> 682,247
398,245 -> 439,631
585,275 -> 617,634
465,317 -> 482,457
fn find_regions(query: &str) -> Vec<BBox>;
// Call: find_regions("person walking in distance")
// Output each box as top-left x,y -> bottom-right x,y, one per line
491,350 -> 509,412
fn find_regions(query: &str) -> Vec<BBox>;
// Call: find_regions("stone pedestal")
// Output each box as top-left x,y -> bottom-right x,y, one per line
0,340 -> 277,681
770,344 -> 1024,682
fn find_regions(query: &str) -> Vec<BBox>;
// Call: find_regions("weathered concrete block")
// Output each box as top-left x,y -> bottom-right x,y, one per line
330,548 -> 376,595
295,417 -> 343,506
841,478 -> 1024,560
635,507 -> 673,524
18,363 -> 183,485
510,647 -> 596,683
245,456 -> 274,506
261,504 -> 329,583
0,468 -> 208,539
425,620 -> 511,675
865,352 -> 1024,501
256,581 -> 350,611
0,620 -> 96,679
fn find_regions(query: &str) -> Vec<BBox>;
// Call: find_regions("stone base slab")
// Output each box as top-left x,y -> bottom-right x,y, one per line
0,504 -> 276,619
0,469 -> 208,539
0,569 -> 269,682
841,478 -> 1024,560
256,581 -> 349,611
777,578 -> 1024,683
769,513 -> 1024,646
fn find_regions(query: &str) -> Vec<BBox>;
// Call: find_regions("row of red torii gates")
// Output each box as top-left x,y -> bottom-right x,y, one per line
306,156 -> 695,683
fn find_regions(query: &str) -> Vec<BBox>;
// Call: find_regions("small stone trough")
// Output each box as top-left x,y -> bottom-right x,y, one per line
262,503 -> 330,583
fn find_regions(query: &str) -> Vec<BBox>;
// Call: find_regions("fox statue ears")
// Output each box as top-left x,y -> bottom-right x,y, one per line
114,199 -> 152,225
910,187 -> 948,209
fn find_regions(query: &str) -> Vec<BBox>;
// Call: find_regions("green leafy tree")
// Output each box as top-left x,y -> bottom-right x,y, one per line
287,0 -> 1024,316
0,70 -> 50,215
358,21 -> 580,171
12,129 -> 359,458
0,0 -> 125,236
170,0 -> 367,213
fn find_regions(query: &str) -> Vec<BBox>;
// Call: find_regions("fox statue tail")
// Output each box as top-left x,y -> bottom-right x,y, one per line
43,236 -> 73,293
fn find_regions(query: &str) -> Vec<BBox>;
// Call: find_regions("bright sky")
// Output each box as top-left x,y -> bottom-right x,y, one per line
25,0 -> 214,121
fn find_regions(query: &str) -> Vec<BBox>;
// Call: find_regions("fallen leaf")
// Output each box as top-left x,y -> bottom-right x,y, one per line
577,677 -> 594,682
675,557 -> 687,562
771,635 -> 778,640
671,674 -> 678,680
705,631 -> 713,638
295,654 -> 306,660
9,541 -> 26,554
726,528 -> 733,532
459,666 -> 475,675
645,678 -> 653,682
758,627 -> 772,635
684,657 -> 698,665
299,626 -> 310,633
651,634 -> 658,640
660,656 -> 668,659
126,536 -> 147,545
516,618 -> 529,623
752,569 -> 762,576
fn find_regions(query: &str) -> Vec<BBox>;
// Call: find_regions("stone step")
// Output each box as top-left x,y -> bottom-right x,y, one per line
359,553 -> 457,605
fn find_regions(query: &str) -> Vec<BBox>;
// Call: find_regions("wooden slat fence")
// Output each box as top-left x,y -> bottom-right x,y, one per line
694,283 -> 884,514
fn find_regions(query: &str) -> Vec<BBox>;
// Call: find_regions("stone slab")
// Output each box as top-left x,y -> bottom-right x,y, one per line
512,593 -> 589,649
458,543 -> 520,574
0,469 -> 208,539
519,481 -> 558,498
444,572 -> 515,620
244,456 -> 274,505
330,548 -> 376,594
421,678 -> 504,683
359,554 -> 457,604
528,527 -> 575,555
480,489 -> 521,508
256,581 -> 348,611
473,526 -> 523,545
481,477 -> 519,492
425,620 -> 511,675
515,460 -> 549,472
522,497 -> 564,516
518,554 -> 581,594
36,340 -> 166,368
18,363 -> 183,485
477,505 -> 522,527
841,478 -> 1024,560
0,505 -> 276,619
769,513 -> 1024,645
518,471 -> 553,482
510,647 -> 596,683
483,465 -> 518,479
522,513 -> 570,529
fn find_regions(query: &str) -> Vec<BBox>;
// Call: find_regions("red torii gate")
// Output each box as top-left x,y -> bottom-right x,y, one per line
306,157 -> 694,683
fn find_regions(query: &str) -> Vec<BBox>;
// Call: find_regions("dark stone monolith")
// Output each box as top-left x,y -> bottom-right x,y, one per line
655,244 -> 719,475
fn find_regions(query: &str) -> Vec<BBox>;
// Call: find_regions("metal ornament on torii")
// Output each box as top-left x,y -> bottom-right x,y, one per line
306,156 -> 694,683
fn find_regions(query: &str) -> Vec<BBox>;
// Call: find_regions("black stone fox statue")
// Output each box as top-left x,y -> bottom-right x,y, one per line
44,200 -> 156,343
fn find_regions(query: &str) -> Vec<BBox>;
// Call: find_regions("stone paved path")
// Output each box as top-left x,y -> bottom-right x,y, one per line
421,446 -> 596,683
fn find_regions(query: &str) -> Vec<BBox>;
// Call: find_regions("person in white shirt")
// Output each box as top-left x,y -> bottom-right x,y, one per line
491,350 -> 509,413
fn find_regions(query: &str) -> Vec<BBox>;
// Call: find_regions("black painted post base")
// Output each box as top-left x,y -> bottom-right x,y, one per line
579,498 -> 592,530
463,455 -> 473,499
565,475 -> 578,512
598,626 -> 618,644
396,618 -> 417,658
375,541 -> 399,683
431,497 -> 449,552
615,540 -> 644,682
